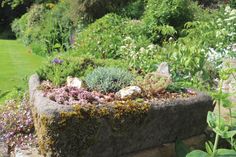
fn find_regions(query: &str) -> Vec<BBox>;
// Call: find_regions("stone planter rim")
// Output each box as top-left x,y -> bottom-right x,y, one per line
29,74 -> 212,115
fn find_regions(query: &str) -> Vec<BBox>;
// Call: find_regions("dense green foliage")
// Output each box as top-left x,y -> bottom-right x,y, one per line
85,67 -> 133,93
143,0 -> 194,43
75,13 -> 149,59
65,0 -> 133,22
37,55 -> 129,86
12,1 -> 73,56
11,0 -> 236,89
187,69 -> 236,157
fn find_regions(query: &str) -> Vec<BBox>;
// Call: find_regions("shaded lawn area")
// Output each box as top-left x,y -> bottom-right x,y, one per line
0,39 -> 44,92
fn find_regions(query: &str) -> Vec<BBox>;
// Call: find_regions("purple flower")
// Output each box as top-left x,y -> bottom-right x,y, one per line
51,58 -> 64,64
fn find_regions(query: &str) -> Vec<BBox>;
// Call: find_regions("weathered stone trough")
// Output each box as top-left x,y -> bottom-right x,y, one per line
29,74 -> 214,157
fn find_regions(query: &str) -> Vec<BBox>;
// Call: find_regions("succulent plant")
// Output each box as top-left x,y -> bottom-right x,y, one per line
0,96 -> 36,152
137,72 -> 172,97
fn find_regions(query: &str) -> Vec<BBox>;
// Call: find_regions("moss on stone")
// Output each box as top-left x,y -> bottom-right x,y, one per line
32,100 -> 150,157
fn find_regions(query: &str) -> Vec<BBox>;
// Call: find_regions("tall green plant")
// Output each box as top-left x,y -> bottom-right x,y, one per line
187,68 -> 236,157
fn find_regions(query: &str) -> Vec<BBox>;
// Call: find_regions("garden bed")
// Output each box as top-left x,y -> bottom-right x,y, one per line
29,74 -> 214,157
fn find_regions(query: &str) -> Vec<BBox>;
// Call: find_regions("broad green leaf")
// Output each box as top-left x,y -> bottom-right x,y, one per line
221,130 -> 236,139
175,139 -> 190,157
216,149 -> 236,156
207,112 -> 226,132
186,150 -> 209,157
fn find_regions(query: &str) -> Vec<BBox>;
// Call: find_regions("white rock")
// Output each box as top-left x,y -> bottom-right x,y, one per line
67,76 -> 83,88
116,86 -> 142,99
12,146 -> 43,157
156,62 -> 170,76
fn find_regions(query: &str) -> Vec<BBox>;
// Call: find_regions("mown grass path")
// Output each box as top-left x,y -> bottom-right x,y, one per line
0,40 -> 44,91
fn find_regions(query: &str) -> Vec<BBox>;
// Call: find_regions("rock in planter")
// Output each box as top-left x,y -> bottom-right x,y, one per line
29,74 -> 214,157
66,76 -> 83,88
156,62 -> 170,77
116,86 -> 142,99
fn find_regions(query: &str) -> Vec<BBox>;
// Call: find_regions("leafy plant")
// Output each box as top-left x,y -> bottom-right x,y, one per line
75,13 -> 150,59
230,0 -> 236,8
186,68 -> 236,157
118,0 -> 146,19
12,1 -> 74,55
143,0 -> 194,43
66,0 -> 133,21
37,56 -> 96,86
85,67 -> 133,93
119,36 -> 157,73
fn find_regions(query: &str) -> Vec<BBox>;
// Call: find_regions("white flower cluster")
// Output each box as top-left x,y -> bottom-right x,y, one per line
207,6 -> 236,67
119,37 -> 157,71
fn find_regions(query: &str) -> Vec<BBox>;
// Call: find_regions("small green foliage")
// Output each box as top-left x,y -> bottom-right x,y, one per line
85,67 -> 133,93
75,14 -> 124,59
37,56 -> 98,86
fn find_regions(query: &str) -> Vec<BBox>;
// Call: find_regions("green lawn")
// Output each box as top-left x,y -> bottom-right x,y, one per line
0,40 -> 44,92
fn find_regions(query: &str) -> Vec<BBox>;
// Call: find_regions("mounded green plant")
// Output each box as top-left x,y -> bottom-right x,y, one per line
75,13 -> 150,59
37,54 -> 130,86
85,67 -> 133,93
186,68 -> 236,157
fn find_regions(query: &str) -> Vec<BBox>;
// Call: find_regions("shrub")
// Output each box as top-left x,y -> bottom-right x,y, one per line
12,1 -> 74,56
27,4 -> 46,27
85,67 -> 133,93
143,0 -> 194,43
118,0 -> 146,19
66,0 -> 133,22
75,13 -> 150,59
38,1 -> 73,54
230,0 -> 236,8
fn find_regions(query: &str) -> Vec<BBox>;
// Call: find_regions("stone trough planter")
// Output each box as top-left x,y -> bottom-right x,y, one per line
29,74 -> 214,157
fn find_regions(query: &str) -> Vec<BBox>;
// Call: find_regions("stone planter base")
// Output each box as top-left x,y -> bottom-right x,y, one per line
11,135 -> 205,157
29,74 -> 214,157
126,134 -> 205,157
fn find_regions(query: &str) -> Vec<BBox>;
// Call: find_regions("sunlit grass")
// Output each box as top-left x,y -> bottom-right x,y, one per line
0,40 -> 44,102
